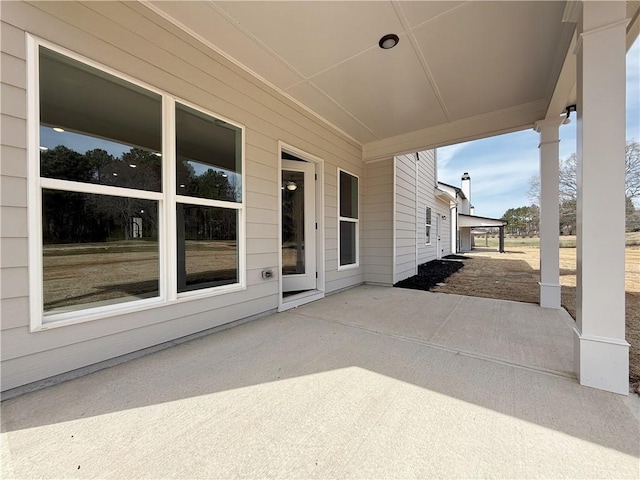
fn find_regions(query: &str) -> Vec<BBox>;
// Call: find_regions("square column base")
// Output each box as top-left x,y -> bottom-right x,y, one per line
573,327 -> 630,395
539,282 -> 561,309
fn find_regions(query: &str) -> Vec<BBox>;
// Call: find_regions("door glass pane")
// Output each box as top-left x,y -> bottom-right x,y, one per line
39,47 -> 162,192
177,204 -> 239,293
282,170 -> 305,275
340,220 -> 357,266
176,103 -> 242,202
42,190 -> 159,314
339,171 -> 358,218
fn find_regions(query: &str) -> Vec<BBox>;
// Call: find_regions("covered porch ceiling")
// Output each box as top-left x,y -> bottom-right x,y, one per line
147,1 -> 639,159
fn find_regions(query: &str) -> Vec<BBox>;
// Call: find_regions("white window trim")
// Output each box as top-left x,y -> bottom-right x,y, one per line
425,206 -> 432,245
337,168 -> 359,271
27,35 -> 246,331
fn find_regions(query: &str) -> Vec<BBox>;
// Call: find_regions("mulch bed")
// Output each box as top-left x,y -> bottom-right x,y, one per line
394,259 -> 465,291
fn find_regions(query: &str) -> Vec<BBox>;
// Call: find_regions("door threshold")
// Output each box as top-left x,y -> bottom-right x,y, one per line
278,290 -> 325,312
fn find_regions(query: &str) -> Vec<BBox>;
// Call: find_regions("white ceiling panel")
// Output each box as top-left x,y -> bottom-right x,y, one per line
214,1 -> 405,77
397,1 -> 466,29
412,1 -> 567,120
150,1 -> 303,90
148,1 -> 579,148
311,34 -> 447,138
286,82 -> 378,143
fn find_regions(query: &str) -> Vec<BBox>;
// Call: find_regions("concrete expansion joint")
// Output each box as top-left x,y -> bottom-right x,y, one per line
309,313 -> 576,381
429,296 -> 465,340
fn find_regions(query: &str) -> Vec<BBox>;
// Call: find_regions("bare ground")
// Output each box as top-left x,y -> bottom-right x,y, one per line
432,246 -> 640,392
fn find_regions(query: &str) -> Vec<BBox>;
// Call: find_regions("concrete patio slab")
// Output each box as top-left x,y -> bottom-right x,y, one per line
297,286 -> 575,376
2,286 -> 638,479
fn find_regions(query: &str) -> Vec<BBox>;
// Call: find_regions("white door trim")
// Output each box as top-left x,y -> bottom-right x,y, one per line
278,142 -> 325,312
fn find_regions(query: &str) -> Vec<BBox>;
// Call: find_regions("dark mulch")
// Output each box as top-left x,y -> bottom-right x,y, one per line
394,259 -> 465,291
443,254 -> 469,260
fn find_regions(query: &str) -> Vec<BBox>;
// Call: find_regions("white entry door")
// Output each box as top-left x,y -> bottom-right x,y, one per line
282,160 -> 316,292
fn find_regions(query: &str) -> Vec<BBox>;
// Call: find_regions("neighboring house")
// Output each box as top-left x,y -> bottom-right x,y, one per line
364,150 -> 451,286
0,2 -> 635,395
438,174 -> 506,253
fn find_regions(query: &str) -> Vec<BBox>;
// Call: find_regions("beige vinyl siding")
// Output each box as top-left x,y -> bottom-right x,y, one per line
394,154 -> 417,284
363,159 -> 393,285
416,150 -> 448,264
1,20 -> 29,335
0,1 -> 364,391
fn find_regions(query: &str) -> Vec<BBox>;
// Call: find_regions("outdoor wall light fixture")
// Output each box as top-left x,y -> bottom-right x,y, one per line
564,104 -> 577,124
379,34 -> 399,49
286,181 -> 298,191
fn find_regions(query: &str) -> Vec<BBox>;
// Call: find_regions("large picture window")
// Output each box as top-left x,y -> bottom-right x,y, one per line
31,41 -> 244,327
338,169 -> 359,268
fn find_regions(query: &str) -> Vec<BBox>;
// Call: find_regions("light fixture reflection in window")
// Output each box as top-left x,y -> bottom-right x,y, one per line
52,127 -> 65,133
286,181 -> 297,191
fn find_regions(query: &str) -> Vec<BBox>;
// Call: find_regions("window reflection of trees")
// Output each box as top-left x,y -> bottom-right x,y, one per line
176,159 -> 240,202
41,145 -> 162,192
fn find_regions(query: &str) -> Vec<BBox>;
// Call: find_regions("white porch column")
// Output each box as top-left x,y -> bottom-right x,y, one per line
574,1 -> 629,394
534,118 -> 563,309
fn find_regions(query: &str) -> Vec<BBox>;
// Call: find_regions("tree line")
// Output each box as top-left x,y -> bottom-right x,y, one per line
502,140 -> 640,235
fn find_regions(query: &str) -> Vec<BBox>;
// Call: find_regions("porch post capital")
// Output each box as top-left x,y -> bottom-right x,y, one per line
533,117 -> 565,133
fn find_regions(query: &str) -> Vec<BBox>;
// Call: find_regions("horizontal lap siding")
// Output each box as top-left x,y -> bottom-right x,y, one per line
1,20 -> 29,335
394,154 -> 416,284
417,150 -> 440,265
0,1 -> 363,391
363,159 -> 393,285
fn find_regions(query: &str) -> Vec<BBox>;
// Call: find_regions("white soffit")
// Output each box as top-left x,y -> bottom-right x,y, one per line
148,1 -> 571,146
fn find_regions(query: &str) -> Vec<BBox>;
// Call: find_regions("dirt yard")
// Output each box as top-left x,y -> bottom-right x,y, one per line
432,242 -> 640,392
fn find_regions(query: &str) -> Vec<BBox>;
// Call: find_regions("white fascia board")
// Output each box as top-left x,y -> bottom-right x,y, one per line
458,214 -> 506,228
434,187 -> 457,204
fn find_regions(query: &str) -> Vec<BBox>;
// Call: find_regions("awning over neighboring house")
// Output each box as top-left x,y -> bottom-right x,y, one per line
458,214 -> 506,253
458,214 -> 507,228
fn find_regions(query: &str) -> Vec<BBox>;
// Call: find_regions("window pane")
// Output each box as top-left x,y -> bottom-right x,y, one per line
176,103 -> 242,202
42,190 -> 159,314
339,171 -> 358,218
39,47 -> 162,192
282,170 -> 305,275
339,220 -> 357,266
177,204 -> 238,293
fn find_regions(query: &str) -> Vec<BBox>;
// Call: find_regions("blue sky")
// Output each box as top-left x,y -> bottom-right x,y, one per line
438,38 -> 640,219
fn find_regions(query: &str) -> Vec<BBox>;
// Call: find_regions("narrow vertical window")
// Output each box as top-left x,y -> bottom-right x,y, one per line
426,207 -> 432,245
338,170 -> 359,268
175,103 -> 242,293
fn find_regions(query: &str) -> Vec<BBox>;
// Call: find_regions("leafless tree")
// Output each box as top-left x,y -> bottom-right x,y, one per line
528,140 -> 640,232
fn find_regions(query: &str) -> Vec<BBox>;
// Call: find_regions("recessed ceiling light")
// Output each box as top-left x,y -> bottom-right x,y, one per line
112,173 -> 118,176
179,184 -> 185,188
379,34 -> 399,50
53,127 -> 65,133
